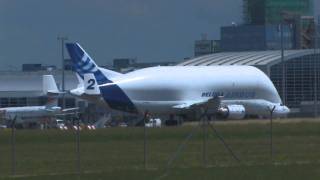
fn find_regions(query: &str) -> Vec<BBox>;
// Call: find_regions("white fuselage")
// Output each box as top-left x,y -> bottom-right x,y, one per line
65,43 -> 289,119
77,66 -> 289,118
0,106 -> 61,121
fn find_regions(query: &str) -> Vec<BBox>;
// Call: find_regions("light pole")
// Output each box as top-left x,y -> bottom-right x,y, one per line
57,36 -> 68,108
11,116 -> 17,176
280,23 -> 286,105
269,106 -> 276,161
143,111 -> 148,170
314,21 -> 318,117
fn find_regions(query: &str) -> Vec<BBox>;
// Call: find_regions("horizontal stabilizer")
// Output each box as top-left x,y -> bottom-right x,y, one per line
84,73 -> 101,95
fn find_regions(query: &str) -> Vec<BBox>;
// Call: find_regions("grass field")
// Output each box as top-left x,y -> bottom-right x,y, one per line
0,119 -> 320,180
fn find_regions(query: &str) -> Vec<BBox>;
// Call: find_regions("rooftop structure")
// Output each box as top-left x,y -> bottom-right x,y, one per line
243,0 -> 313,25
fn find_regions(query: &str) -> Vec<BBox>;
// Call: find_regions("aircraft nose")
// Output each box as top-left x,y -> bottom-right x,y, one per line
272,105 -> 290,117
284,106 -> 290,114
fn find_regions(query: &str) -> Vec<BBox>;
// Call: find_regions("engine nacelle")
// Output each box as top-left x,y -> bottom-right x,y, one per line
217,105 -> 246,119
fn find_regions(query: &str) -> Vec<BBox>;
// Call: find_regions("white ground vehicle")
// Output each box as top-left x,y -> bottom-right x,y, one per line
145,118 -> 161,128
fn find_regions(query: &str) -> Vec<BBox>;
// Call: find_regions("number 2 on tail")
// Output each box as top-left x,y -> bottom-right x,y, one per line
87,79 -> 95,90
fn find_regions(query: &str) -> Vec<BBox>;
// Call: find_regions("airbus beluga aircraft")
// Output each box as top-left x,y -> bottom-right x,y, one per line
66,43 -> 289,119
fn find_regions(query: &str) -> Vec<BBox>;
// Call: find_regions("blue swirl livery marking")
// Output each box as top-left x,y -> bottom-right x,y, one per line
66,43 -> 138,113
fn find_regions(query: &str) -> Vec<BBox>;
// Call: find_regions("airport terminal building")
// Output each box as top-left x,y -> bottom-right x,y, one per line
0,70 -> 78,108
178,49 -> 320,117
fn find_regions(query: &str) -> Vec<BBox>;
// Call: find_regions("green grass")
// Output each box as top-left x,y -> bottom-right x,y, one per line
0,120 -> 320,180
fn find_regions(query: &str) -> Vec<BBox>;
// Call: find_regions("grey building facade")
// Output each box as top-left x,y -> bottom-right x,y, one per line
220,25 -> 294,52
0,70 -> 79,108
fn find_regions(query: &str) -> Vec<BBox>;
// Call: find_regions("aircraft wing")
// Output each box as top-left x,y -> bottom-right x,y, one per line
173,96 -> 222,111
173,101 -> 203,109
62,107 -> 79,112
45,107 -> 78,113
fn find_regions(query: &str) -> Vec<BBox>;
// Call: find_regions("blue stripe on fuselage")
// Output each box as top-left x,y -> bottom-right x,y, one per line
93,71 -> 138,113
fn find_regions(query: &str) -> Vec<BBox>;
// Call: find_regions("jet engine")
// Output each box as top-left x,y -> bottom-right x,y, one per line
217,105 -> 246,119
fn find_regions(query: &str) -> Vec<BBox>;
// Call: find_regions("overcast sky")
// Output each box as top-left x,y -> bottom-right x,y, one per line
0,0 -> 319,70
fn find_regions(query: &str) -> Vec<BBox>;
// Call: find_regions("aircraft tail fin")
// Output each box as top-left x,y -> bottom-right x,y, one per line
84,73 -> 101,95
66,43 -> 138,113
65,43 -> 121,85
65,43 -> 99,77
43,75 -> 60,94
42,75 -> 59,108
